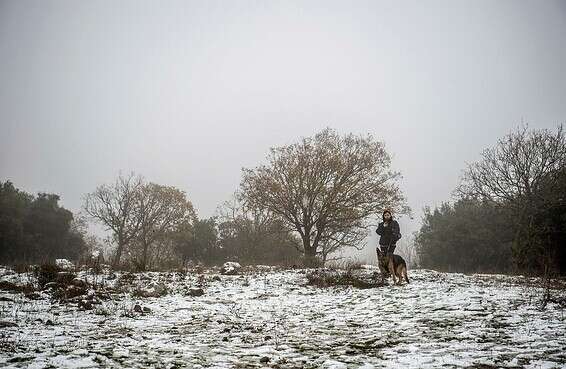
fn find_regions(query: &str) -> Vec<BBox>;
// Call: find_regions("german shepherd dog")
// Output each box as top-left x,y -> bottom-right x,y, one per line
376,248 -> 410,285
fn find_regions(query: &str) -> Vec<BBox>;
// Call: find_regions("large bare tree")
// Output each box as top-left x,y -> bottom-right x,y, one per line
83,173 -> 144,268
240,128 -> 408,265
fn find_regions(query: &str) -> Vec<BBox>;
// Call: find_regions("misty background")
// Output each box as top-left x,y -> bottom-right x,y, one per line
1,0 -> 566,262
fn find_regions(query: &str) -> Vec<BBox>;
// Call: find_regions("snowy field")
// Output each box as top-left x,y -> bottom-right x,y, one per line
1,266 -> 565,369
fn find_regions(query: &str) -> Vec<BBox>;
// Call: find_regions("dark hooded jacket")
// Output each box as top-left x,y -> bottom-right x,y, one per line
376,213 -> 401,246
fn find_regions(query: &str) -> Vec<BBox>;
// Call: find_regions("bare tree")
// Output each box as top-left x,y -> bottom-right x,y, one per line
456,124 -> 566,206
83,173 -> 144,268
217,192 -> 279,243
132,183 -> 196,271
240,128 -> 408,265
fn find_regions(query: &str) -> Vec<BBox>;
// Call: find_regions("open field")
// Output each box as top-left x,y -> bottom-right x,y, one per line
1,266 -> 565,369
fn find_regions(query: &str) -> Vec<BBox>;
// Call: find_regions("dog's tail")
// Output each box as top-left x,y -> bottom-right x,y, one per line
403,268 -> 409,284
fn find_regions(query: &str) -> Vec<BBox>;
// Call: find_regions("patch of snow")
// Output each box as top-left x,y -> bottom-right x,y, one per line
221,262 -> 242,275
321,359 -> 347,369
55,259 -> 75,271
358,364 -> 375,369
360,264 -> 378,270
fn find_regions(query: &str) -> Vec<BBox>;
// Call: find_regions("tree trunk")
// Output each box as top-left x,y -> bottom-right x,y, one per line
141,241 -> 149,271
113,236 -> 124,269
303,236 -> 317,267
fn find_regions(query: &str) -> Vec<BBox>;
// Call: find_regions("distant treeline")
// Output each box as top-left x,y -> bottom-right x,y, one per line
1,128 -> 408,269
415,125 -> 566,276
3,126 -> 564,276
0,179 -> 301,269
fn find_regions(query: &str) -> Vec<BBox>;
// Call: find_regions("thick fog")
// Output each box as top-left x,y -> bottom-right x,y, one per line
1,0 -> 565,260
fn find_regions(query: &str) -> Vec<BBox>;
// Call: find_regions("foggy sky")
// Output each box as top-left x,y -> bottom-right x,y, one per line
1,1 -> 566,260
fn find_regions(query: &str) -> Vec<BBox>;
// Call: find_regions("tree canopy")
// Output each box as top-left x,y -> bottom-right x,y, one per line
240,128 -> 408,264
0,181 -> 86,264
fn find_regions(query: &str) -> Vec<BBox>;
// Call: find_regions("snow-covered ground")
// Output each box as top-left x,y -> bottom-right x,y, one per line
1,267 -> 565,369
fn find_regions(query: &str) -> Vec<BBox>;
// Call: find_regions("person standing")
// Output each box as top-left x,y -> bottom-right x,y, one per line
376,209 -> 401,256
